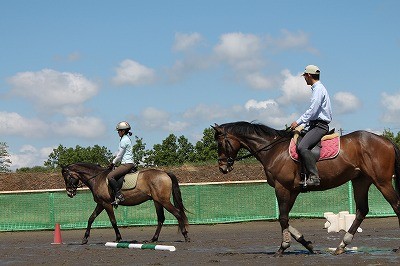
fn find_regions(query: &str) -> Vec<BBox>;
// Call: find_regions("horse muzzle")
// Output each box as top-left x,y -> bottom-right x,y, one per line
219,164 -> 234,174
66,189 -> 77,198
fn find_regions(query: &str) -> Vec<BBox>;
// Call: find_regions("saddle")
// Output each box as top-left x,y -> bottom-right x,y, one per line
289,126 -> 340,162
106,171 -> 139,190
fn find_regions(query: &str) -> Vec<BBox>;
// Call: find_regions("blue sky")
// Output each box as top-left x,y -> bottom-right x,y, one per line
1,1 -> 399,170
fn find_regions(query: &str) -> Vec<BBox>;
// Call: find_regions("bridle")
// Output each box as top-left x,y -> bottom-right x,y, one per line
217,129 -> 291,167
63,167 -> 109,194
217,133 -> 238,168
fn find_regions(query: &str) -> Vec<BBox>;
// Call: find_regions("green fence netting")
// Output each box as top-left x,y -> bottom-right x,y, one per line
0,181 -> 395,232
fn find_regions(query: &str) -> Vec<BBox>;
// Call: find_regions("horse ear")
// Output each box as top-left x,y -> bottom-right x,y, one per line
211,123 -> 220,131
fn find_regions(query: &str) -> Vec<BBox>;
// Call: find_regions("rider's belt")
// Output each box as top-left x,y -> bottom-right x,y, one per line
310,119 -> 329,126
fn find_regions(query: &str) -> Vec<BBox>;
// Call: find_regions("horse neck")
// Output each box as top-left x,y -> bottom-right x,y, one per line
239,134 -> 289,160
239,135 -> 274,154
75,167 -> 105,188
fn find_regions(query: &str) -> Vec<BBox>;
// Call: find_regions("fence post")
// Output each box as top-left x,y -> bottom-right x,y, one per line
49,192 -> 55,229
347,182 -> 354,214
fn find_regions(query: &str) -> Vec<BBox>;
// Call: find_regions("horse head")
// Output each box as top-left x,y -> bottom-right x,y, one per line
61,165 -> 80,198
212,123 -> 241,174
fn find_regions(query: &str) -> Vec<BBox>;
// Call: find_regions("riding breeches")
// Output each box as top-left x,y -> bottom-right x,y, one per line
106,163 -> 135,181
297,122 -> 329,176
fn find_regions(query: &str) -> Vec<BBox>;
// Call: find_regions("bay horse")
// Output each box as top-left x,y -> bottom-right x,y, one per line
213,121 -> 400,256
61,163 -> 190,244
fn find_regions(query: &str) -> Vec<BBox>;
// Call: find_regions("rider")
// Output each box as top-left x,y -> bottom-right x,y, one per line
107,121 -> 136,206
290,65 -> 332,187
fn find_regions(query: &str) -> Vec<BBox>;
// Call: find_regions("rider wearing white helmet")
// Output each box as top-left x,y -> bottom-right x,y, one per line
107,121 -> 136,207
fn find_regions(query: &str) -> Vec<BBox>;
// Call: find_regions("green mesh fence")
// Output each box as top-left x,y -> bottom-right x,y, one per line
0,181 -> 396,232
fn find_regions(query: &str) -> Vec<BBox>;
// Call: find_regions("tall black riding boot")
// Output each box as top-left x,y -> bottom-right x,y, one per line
108,179 -> 124,207
299,150 -> 320,186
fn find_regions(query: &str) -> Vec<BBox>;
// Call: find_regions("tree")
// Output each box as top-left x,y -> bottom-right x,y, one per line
132,136 -> 149,166
382,128 -> 400,147
44,144 -> 113,169
149,134 -> 179,166
193,127 -> 218,162
177,135 -> 195,164
0,142 -> 11,172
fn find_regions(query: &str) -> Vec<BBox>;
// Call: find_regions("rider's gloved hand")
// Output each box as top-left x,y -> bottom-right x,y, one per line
108,163 -> 115,170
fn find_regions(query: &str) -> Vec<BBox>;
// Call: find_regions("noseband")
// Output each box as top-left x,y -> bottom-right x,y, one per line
63,168 -> 82,192
217,133 -> 237,168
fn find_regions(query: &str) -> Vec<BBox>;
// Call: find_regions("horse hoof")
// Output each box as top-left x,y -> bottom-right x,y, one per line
305,242 -> 314,253
273,251 -> 283,257
81,238 -> 88,245
334,247 -> 345,255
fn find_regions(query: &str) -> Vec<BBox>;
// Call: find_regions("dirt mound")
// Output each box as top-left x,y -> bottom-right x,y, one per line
0,162 -> 265,191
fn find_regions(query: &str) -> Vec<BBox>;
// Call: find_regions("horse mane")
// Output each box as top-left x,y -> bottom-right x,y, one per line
68,162 -> 105,172
220,121 -> 293,139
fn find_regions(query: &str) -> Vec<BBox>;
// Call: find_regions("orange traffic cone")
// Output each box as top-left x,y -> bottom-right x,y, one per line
51,223 -> 63,244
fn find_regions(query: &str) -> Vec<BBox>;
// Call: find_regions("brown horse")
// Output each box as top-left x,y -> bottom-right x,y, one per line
213,121 -> 400,256
61,163 -> 190,244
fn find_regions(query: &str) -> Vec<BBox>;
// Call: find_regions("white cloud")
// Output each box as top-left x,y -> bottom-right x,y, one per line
8,69 -> 98,115
0,112 -> 48,137
173,32 -> 203,51
214,32 -> 264,72
382,92 -> 400,111
112,59 -> 156,86
165,121 -> 189,132
381,92 -> 400,124
9,145 -> 55,170
245,99 -> 278,110
333,92 -> 361,114
166,56 -> 212,83
243,99 -> 294,128
52,116 -> 106,138
183,104 -> 232,121
245,72 -> 274,90
266,29 -> 319,54
214,32 -> 261,61
276,69 -> 310,105
136,107 -> 189,132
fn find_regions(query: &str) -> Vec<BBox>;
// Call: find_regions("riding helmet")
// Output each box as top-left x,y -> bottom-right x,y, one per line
116,121 -> 131,131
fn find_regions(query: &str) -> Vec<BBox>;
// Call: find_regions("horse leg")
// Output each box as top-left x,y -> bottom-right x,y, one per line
284,191 -> 314,253
104,204 -> 122,243
288,225 -> 314,253
150,201 -> 165,242
162,201 -> 190,242
374,182 -> 400,252
82,203 -> 104,244
274,187 -> 296,256
335,178 -> 371,255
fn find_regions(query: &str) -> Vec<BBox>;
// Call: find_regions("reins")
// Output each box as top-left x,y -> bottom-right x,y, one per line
220,127 -> 292,164
235,137 -> 290,161
67,167 -> 110,189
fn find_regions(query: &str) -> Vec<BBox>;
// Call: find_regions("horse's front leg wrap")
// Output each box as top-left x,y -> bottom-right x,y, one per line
288,225 -> 302,240
335,232 -> 354,255
289,225 -> 314,253
281,228 -> 291,249
339,232 -> 354,248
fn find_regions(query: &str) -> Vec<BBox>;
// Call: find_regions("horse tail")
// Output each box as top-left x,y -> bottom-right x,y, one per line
167,172 -> 190,228
389,139 -> 400,196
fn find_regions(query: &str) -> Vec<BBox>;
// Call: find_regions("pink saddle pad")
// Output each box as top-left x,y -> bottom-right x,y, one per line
289,136 -> 340,162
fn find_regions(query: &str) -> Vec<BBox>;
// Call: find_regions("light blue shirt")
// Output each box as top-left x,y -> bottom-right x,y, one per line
296,81 -> 332,125
112,135 -> 134,164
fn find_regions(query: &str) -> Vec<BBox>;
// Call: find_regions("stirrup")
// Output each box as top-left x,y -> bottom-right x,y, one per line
306,176 -> 320,186
299,173 -> 307,186
111,193 -> 125,206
